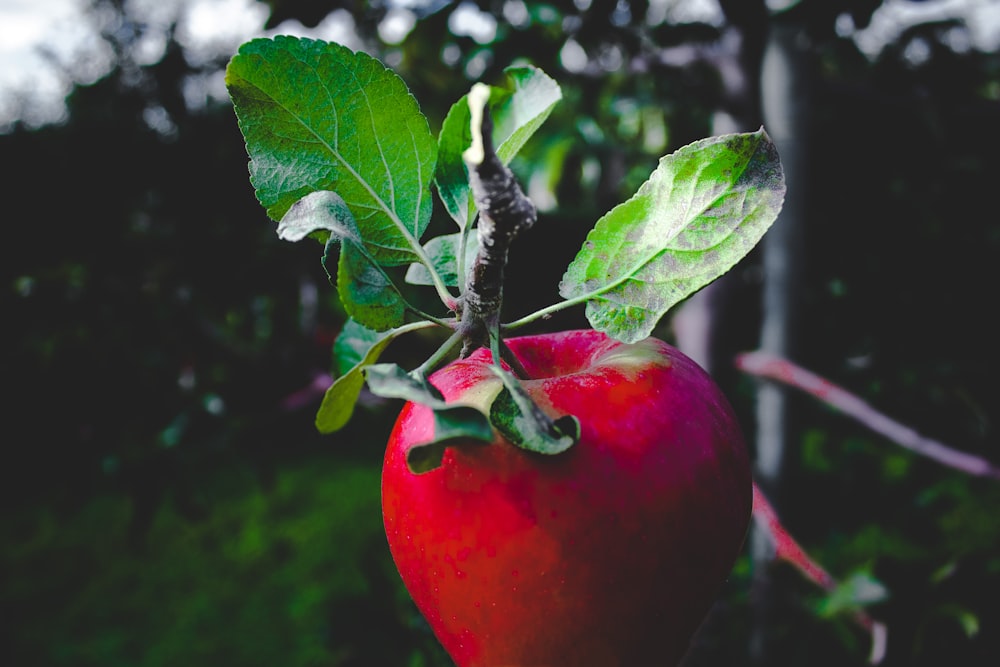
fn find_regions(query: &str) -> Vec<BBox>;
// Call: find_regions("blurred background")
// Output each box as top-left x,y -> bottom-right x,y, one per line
2,0 -> 999,665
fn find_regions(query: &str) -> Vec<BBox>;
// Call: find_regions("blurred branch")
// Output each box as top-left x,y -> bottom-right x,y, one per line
751,481 -> 888,664
736,350 -> 1000,480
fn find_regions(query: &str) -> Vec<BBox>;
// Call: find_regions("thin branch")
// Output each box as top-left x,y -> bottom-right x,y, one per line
752,482 -> 888,665
736,350 -> 1000,480
459,84 -> 537,355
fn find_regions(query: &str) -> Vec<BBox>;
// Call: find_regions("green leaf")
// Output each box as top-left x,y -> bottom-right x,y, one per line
364,364 -> 494,473
816,571 -> 889,618
332,317 -> 380,377
363,363 -> 447,403
226,36 -> 436,266
282,191 -> 405,331
937,605 -> 980,638
493,67 -> 565,165
404,233 -> 479,288
315,321 -> 434,434
329,238 -> 407,331
436,65 -> 561,230
276,190 -> 357,244
487,366 -> 579,455
559,129 -> 785,344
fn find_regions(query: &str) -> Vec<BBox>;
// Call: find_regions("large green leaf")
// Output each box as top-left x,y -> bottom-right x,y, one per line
559,129 -> 785,343
226,36 -> 436,266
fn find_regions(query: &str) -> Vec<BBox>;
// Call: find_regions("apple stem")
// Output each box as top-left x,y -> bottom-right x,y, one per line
459,88 -> 537,358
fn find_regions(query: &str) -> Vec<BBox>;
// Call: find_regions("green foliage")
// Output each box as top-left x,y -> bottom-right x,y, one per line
227,36 -> 436,266
487,365 -> 580,454
332,236 -> 408,330
280,190 -> 410,331
317,320 -> 436,433
1,457 -> 441,667
226,37 -> 783,459
815,571 -> 889,618
558,129 -> 785,343
363,363 -> 494,473
405,233 -> 479,288
435,66 -> 562,231
5,0 -> 1000,665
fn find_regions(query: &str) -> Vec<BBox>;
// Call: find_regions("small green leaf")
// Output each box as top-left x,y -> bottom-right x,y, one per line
435,97 -> 474,231
943,606 -> 981,638
287,193 -> 405,331
404,233 -> 479,288
487,366 -> 579,455
332,318 -> 381,377
494,67 -> 565,165
227,36 -> 436,265
816,571 -> 889,618
559,129 -> 785,344
436,65 -> 561,230
365,364 -> 494,473
405,403 -> 495,474
315,321 -> 434,434
329,238 -> 407,331
276,190 -> 357,244
364,363 -> 447,403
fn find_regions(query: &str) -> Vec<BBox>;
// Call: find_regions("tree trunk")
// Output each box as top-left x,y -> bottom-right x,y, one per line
750,17 -> 809,664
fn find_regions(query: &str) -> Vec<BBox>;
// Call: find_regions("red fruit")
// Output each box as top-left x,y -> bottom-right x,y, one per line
382,329 -> 752,667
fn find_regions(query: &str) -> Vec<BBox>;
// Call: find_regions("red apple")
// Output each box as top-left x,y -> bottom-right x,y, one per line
382,329 -> 752,667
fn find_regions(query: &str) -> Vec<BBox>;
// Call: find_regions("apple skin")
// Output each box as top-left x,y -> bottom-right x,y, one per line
382,329 -> 752,667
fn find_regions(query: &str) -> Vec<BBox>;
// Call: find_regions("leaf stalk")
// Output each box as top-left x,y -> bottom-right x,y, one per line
502,293 -> 593,330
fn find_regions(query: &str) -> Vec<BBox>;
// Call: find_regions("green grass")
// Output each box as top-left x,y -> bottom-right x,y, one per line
1,454 -> 449,667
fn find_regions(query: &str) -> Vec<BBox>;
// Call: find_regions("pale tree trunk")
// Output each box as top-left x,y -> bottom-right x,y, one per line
672,3 -> 773,664
671,110 -> 745,374
749,17 -> 809,664
672,2 -> 768,376
672,4 -> 810,664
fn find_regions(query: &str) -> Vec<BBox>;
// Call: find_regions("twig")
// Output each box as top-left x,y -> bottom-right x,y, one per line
752,482 -> 888,664
458,84 -> 537,356
736,350 -> 1000,480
